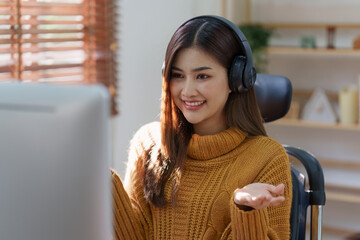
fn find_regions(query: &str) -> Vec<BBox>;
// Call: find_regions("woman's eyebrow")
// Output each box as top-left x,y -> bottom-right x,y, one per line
171,66 -> 183,71
192,66 -> 212,72
172,66 -> 212,72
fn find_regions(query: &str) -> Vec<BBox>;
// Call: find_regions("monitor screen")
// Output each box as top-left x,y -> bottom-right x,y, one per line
0,83 -> 112,240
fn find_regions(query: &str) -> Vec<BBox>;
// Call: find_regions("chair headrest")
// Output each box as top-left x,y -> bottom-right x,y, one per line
254,73 -> 292,123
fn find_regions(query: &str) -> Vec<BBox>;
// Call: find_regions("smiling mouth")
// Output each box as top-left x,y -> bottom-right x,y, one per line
184,100 -> 206,106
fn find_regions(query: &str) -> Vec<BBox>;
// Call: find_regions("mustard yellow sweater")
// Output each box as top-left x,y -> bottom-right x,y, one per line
112,122 -> 292,240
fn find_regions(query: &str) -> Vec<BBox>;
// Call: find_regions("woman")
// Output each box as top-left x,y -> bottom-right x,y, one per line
112,15 -> 292,240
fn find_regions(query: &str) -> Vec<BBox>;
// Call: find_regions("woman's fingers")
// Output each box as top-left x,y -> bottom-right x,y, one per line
269,183 -> 285,195
269,196 -> 285,207
233,183 -> 286,210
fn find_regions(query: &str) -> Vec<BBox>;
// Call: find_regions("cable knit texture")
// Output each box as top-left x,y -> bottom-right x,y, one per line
112,121 -> 292,240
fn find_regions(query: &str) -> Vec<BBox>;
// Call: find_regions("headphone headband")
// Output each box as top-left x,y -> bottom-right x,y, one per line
181,15 -> 255,69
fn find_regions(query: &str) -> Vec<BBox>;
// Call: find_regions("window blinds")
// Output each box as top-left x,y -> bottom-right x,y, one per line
0,0 -> 118,114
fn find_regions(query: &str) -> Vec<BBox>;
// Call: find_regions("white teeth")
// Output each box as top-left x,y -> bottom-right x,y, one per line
185,101 -> 205,106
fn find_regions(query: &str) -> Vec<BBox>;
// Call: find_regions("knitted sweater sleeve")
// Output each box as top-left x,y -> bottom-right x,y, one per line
111,169 -> 147,240
112,123 -> 159,240
222,144 -> 292,240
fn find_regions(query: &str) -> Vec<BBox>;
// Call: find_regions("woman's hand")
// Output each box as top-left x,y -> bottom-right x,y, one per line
233,183 -> 285,210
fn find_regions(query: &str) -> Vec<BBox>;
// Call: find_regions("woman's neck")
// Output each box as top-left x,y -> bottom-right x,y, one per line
193,121 -> 228,136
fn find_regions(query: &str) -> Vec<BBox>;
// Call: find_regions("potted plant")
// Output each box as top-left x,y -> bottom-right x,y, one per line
239,24 -> 273,73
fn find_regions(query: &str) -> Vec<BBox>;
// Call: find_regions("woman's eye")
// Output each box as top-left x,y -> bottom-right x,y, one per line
171,72 -> 183,78
197,74 -> 209,79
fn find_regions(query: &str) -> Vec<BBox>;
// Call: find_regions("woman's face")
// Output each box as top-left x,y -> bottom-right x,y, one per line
170,47 -> 231,136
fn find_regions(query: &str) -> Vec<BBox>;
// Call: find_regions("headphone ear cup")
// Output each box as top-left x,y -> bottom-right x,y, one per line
245,66 -> 257,90
229,56 -> 246,93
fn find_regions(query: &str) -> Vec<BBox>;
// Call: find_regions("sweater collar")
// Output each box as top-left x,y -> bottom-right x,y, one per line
187,127 -> 247,160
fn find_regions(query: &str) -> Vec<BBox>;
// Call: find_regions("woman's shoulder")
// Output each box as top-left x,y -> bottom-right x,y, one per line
129,121 -> 161,155
134,121 -> 160,134
234,136 -> 290,179
244,135 -> 287,158
132,121 -> 160,142
126,121 -> 161,184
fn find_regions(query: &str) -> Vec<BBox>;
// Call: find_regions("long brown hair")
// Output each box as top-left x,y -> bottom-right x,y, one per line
144,17 -> 267,207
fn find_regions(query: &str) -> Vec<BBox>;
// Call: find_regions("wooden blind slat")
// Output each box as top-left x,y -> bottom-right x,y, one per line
0,47 -> 83,54
21,9 -> 83,15
0,65 -> 13,73
24,63 -> 83,71
0,0 -> 16,5
0,20 -> 16,25
21,2 -> 83,7
24,46 -> 83,53
0,10 -> 13,15
22,20 -> 83,25
23,29 -> 84,34
0,29 -> 16,34
23,38 -> 83,43
0,48 -> 16,54
0,39 -> 15,44
22,71 -> 83,80
0,29 -> 84,34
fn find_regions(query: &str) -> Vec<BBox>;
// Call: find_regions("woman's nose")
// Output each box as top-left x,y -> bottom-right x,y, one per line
182,78 -> 197,97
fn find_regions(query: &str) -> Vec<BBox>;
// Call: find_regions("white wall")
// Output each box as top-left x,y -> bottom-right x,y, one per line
112,0 -> 223,177
251,0 -> 360,24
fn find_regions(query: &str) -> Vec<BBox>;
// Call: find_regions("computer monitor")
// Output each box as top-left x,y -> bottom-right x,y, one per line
0,83 -> 112,240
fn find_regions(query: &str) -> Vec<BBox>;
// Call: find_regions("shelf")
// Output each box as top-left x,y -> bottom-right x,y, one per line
319,158 -> 360,170
321,226 -> 358,240
326,191 -> 360,204
266,47 -> 360,57
252,22 -> 360,29
268,119 -> 360,131
326,183 -> 360,194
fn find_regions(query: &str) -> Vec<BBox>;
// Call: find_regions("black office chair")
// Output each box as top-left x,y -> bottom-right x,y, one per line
254,73 -> 326,240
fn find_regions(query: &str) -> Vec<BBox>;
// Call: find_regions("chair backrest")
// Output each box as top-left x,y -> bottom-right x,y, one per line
254,74 -> 326,240
254,73 -> 292,123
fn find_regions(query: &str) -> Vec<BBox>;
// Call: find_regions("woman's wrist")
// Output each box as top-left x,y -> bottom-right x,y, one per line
235,203 -> 254,211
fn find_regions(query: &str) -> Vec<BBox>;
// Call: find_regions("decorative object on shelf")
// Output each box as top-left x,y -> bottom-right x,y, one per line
301,88 -> 337,123
284,100 -> 300,119
300,36 -> 316,49
327,26 -> 336,49
339,85 -> 359,125
238,24 -> 273,73
353,36 -> 360,49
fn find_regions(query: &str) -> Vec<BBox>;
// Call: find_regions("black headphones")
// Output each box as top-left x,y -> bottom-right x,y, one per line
167,15 -> 257,93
